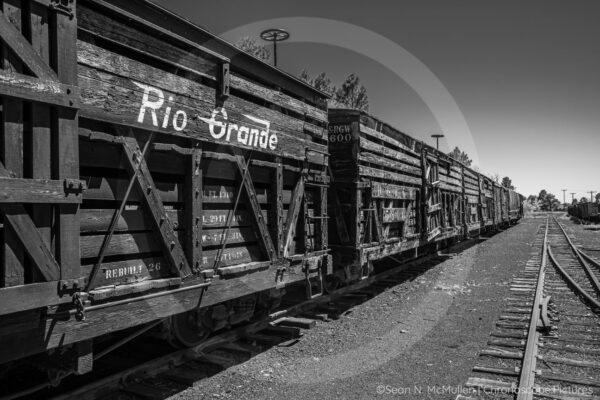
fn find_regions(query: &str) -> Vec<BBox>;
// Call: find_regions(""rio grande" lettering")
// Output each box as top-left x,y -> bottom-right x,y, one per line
134,83 -> 278,151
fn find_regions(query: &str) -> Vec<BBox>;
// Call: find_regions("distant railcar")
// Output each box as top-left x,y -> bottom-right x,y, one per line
326,109 -> 523,285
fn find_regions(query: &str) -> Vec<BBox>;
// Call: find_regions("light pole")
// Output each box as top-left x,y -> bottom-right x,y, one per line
570,193 -> 576,203
562,189 -> 566,207
260,28 -> 289,67
590,191 -> 597,202
431,134 -> 444,150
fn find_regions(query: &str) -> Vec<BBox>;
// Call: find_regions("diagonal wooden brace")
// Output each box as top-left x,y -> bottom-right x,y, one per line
1,204 -> 60,281
232,149 -> 276,261
120,137 -> 193,279
0,10 -> 57,81
283,170 -> 306,258
0,162 -> 60,281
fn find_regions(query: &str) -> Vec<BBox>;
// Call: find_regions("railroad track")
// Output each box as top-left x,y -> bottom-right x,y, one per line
460,214 -> 600,400
3,238 -> 484,400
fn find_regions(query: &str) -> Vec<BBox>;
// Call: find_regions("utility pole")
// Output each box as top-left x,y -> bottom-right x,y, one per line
562,189 -> 567,207
590,191 -> 597,202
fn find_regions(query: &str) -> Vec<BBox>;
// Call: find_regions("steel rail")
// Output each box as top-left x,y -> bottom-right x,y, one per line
547,246 -> 600,309
516,215 -> 549,400
552,216 -> 600,296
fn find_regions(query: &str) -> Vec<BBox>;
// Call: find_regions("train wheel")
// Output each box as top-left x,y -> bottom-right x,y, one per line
323,276 -> 340,293
168,310 -> 211,348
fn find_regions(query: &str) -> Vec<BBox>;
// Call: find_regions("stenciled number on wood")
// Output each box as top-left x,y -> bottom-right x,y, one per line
328,124 -> 352,143
134,82 -> 278,150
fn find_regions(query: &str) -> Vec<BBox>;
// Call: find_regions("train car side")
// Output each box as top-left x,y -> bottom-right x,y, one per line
0,0 -> 329,370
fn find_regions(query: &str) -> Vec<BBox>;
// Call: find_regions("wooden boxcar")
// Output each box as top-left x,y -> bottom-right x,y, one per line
0,0 -> 329,372
327,109 -> 494,283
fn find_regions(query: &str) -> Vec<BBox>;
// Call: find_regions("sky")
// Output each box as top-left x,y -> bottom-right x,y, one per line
155,0 -> 600,202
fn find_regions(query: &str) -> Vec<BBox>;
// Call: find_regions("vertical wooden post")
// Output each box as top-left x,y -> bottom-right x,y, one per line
51,0 -> 80,282
269,157 -> 283,258
29,1 -> 53,283
185,148 -> 202,272
420,147 -> 428,239
1,0 -> 25,287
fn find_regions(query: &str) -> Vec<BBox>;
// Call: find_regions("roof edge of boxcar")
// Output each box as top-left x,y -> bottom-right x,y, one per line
86,0 -> 331,107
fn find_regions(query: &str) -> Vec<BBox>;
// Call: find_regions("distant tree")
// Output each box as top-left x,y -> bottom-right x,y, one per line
537,190 -> 558,211
527,195 -> 537,204
596,193 -> 600,203
335,73 -> 369,111
311,72 -> 336,96
550,198 -> 562,211
580,197 -> 589,203
300,70 -> 368,110
501,176 -> 515,190
447,146 -> 472,166
538,190 -> 548,203
490,173 -> 500,183
572,198 -> 578,205
235,37 -> 271,62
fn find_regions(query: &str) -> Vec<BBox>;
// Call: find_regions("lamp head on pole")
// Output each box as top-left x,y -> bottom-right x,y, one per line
430,133 -> 444,150
260,28 -> 290,67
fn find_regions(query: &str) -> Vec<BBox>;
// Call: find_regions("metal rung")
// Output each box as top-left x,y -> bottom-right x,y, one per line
307,215 -> 329,220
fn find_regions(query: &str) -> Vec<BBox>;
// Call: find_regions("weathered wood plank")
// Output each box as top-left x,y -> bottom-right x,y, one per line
358,136 -> 421,167
358,152 -> 421,175
230,73 -> 328,124
76,42 -> 327,161
371,182 -> 417,200
358,165 -> 422,186
0,71 -> 78,108
0,177 -> 83,203
359,124 -> 418,156
382,207 -> 407,224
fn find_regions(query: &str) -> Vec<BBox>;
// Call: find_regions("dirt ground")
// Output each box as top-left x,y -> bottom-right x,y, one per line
170,217 -> 543,400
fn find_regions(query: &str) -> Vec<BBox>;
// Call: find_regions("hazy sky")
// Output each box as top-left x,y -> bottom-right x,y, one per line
155,0 -> 599,202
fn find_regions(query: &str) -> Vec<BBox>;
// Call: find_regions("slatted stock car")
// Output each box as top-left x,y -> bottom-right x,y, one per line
0,0 -> 523,379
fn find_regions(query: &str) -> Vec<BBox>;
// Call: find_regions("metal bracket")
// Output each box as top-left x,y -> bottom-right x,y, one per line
64,178 -> 86,195
50,0 -> 75,19
219,62 -> 230,98
59,277 -> 86,294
